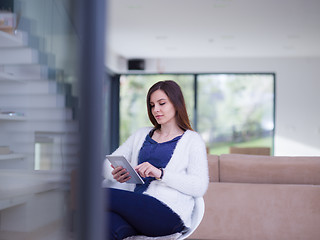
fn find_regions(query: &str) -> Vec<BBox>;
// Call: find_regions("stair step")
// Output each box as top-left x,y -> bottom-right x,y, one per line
0,80 -> 57,94
34,132 -> 80,144
22,108 -> 73,121
0,159 -> 28,169
0,47 -> 38,64
0,64 -> 48,80
0,153 -> 25,161
2,120 -> 79,133
11,142 -> 79,155
0,151 -> 78,163
8,130 -> 79,142
0,94 -> 65,108
0,108 -> 73,121
0,30 -> 27,47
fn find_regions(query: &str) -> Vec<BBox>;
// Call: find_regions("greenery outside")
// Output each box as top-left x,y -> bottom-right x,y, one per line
197,74 -> 274,154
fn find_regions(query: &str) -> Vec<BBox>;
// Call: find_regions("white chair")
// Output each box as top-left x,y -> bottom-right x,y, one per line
124,197 -> 205,240
178,197 -> 205,239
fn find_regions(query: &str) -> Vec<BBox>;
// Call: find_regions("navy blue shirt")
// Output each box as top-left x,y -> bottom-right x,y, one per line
134,130 -> 183,193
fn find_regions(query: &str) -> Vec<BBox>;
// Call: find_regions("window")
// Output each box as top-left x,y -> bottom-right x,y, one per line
119,73 -> 275,154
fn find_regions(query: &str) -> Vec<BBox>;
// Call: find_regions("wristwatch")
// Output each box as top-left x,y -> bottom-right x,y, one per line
156,168 -> 164,180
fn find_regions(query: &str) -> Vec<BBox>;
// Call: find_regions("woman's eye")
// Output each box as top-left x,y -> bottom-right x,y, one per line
160,102 -> 165,106
150,105 -> 155,108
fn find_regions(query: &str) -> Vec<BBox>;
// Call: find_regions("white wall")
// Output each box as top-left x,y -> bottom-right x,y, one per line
107,56 -> 320,156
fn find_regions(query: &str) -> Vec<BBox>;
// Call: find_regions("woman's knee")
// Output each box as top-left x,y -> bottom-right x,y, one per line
108,211 -> 138,240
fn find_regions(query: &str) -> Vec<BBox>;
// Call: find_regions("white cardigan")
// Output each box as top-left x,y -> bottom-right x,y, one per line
103,127 -> 209,227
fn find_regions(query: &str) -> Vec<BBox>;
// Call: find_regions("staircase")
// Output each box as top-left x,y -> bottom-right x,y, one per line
0,26 -> 78,239
0,29 -> 79,172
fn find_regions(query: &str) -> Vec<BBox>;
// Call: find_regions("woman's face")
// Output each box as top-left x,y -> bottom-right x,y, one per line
150,89 -> 176,126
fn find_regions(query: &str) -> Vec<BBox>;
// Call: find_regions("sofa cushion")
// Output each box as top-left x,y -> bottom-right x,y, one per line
190,182 -> 320,240
219,154 -> 320,184
207,154 -> 219,182
229,146 -> 270,155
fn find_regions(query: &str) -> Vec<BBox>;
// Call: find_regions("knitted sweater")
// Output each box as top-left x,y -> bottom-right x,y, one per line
103,127 -> 209,227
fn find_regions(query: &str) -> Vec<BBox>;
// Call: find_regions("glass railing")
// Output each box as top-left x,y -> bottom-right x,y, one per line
0,0 -> 79,239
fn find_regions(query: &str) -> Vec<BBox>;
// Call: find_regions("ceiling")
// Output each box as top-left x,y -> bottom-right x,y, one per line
107,0 -> 320,59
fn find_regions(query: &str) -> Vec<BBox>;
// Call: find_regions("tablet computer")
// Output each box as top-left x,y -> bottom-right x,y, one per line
106,155 -> 145,184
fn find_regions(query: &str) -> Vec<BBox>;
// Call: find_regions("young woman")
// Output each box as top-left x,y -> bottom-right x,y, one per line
104,80 -> 209,240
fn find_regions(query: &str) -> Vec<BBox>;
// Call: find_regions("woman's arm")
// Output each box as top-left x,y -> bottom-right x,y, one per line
161,134 -> 209,197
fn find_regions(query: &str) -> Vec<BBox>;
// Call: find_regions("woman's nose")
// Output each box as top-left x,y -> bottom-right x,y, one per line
154,104 -> 160,112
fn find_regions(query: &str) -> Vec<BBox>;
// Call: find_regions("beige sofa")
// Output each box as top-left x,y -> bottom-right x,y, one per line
189,154 -> 320,240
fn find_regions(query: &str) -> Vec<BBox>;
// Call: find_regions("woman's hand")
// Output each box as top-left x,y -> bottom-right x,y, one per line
111,165 -> 131,183
134,162 -> 162,179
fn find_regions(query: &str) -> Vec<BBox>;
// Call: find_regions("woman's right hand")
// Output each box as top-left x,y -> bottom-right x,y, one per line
111,165 -> 131,183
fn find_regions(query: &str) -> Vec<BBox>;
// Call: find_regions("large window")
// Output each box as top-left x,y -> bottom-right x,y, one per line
119,73 -> 275,155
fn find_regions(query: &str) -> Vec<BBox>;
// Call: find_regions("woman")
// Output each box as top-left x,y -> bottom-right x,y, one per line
104,80 -> 209,240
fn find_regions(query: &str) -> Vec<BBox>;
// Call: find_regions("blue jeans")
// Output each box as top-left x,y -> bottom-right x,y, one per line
106,188 -> 185,240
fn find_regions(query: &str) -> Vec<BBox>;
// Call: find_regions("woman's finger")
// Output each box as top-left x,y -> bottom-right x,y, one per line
135,163 -> 157,178
118,171 -> 131,183
112,166 -> 123,175
112,167 -> 131,183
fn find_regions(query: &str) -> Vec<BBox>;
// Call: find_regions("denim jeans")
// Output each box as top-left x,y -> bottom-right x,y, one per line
106,188 -> 185,240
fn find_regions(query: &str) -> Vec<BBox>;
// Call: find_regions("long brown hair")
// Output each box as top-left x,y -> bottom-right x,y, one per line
146,80 -> 193,131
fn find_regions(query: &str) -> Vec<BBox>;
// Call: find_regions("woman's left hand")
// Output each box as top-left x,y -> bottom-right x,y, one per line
134,162 -> 162,179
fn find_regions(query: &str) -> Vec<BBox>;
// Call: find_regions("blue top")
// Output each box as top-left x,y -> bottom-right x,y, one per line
134,130 -> 183,193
